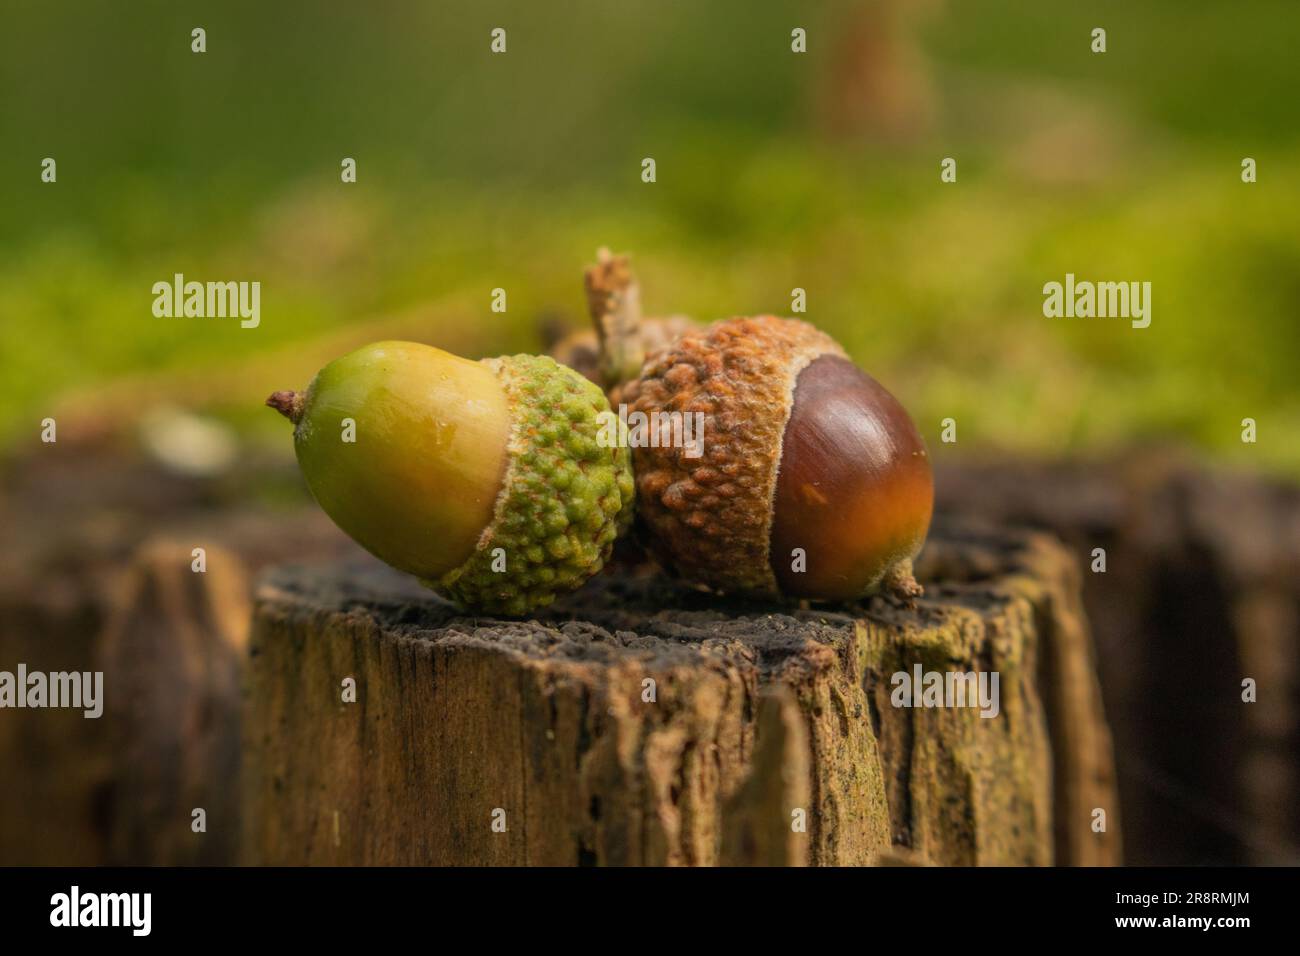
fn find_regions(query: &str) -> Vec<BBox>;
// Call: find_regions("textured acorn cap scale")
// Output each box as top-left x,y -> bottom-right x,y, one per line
269,341 -> 634,616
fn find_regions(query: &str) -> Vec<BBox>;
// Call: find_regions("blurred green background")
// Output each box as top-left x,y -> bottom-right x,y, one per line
2,0 -> 1298,472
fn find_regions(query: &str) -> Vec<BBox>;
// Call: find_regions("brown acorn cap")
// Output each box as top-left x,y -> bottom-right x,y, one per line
620,316 -> 845,596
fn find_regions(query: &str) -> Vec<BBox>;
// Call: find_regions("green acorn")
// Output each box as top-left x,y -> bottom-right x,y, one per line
267,341 -> 634,616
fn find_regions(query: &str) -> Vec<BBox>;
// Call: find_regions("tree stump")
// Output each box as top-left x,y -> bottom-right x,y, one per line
97,541 -> 250,866
0,437 -> 355,864
938,451 -> 1300,865
243,522 -> 1120,866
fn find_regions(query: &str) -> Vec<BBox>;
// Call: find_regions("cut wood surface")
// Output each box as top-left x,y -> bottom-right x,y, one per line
243,522 -> 1121,866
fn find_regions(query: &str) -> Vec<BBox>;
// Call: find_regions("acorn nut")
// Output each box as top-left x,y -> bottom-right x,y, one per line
618,316 -> 933,603
268,341 -> 635,616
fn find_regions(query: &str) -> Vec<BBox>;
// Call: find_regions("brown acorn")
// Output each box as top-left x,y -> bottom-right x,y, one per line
617,315 -> 934,603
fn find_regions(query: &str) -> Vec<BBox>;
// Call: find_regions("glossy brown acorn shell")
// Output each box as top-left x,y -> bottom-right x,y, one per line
621,315 -> 932,601
770,354 -> 933,600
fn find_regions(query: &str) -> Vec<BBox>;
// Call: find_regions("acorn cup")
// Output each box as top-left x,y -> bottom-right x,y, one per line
582,252 -> 933,605
268,341 -> 635,616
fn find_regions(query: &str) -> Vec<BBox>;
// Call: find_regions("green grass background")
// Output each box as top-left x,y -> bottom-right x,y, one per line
2,0 -> 1298,472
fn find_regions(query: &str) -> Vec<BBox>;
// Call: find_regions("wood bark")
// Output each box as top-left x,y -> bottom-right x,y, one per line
243,523 -> 1121,866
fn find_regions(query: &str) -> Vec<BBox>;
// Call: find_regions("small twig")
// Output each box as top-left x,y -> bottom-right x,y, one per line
583,248 -> 644,390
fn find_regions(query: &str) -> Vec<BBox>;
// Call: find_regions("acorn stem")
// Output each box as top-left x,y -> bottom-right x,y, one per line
584,247 -> 645,390
882,558 -> 924,609
266,390 -> 304,424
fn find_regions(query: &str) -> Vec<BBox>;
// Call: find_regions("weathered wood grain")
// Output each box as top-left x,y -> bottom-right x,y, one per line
243,523 -> 1121,866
